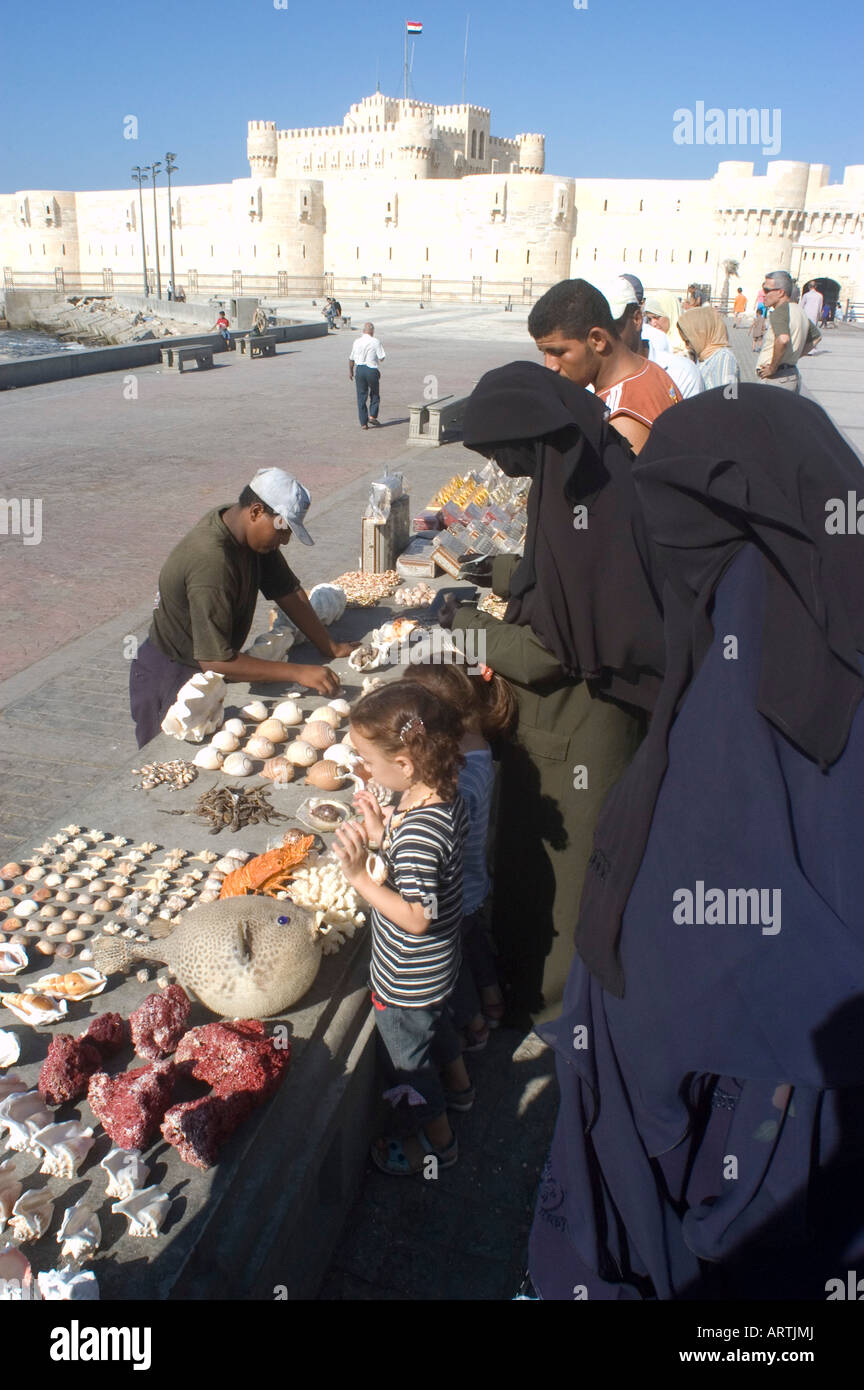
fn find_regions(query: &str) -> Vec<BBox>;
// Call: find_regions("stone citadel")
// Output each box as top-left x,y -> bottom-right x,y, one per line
1,91 -> 862,306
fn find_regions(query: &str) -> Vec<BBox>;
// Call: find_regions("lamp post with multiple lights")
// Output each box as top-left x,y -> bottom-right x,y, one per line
164,153 -> 179,300
130,166 -> 149,296
146,160 -> 163,299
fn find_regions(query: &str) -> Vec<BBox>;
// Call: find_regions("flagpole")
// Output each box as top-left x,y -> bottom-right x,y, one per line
403,21 -> 407,99
462,14 -> 470,102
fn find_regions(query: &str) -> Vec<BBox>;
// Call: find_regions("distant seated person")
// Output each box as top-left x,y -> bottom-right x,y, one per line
128,468 -> 360,748
322,298 -> 338,329
251,306 -> 268,336
174,285 -> 186,302
210,310 -> 232,349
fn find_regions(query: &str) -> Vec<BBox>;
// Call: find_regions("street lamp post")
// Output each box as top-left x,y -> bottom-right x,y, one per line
131,167 -> 149,296
165,153 -> 179,300
147,160 -> 163,299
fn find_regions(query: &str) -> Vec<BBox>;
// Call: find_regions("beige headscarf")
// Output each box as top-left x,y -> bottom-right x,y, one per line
643,291 -> 686,355
678,307 -> 729,360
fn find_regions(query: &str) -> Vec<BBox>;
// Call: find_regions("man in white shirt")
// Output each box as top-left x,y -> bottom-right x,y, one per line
349,322 -> 386,428
801,281 -> 824,326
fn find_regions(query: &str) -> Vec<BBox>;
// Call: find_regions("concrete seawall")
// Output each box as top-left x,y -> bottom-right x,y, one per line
0,319 -> 329,390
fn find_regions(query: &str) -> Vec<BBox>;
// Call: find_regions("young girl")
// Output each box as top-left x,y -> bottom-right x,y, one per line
333,680 -> 472,1175
402,660 -> 515,1047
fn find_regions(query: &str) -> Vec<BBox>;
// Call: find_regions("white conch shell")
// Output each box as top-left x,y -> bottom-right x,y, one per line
57,1200 -> 101,1264
0,944 -> 29,979
308,583 -> 347,626
361,674 -> 386,694
37,1268 -> 99,1300
0,1158 -> 22,1229
328,698 -> 351,718
10,1186 -> 54,1242
0,1242 -> 34,1298
222,717 -> 246,737
242,700 -> 268,723
308,705 -> 341,729
0,992 -> 69,1025
211,729 -> 240,753
366,852 -> 389,886
101,1147 -> 149,1200
193,745 -> 224,770
328,744 -> 360,772
222,752 -> 254,777
161,671 -> 226,742
112,1184 -> 170,1238
244,735 -> 276,760
0,1075 -> 25,1103
0,1090 -> 53,1152
32,1121 -> 95,1178
34,969 -> 107,1002
285,740 -> 317,767
0,1031 -> 20,1069
272,699 -> 303,726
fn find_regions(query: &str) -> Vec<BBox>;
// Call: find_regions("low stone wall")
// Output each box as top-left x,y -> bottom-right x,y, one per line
0,320 -> 329,390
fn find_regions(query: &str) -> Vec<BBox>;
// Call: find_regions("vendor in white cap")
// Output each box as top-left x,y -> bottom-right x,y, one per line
129,467 -> 357,747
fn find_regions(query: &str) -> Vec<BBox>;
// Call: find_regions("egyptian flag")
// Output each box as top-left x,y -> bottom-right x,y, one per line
406,20 -> 423,34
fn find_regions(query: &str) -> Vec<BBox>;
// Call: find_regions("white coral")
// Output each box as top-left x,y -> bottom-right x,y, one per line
161,670 -> 226,742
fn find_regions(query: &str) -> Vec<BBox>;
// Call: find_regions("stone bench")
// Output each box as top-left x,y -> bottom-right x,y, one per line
160,343 -> 215,373
407,393 -> 470,447
239,333 -> 278,358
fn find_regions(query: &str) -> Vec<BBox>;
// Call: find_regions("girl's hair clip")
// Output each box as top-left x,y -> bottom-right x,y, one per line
477,663 -> 494,683
399,715 -> 425,742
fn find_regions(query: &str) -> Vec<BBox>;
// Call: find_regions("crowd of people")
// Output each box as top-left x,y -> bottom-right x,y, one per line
131,270 -> 863,1300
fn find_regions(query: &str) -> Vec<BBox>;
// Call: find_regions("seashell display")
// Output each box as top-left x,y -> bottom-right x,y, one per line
60,910 -> 78,923
64,875 -> 85,890
46,925 -> 67,939
35,969 -> 107,1002
0,1074 -> 26,1103
60,847 -> 79,865
256,718 -> 287,744
10,1187 -> 54,1243
24,866 -> 46,883
30,888 -> 52,904
0,1090 -> 54,1152
101,1147 -> 149,1200
55,945 -> 75,960
193,745 -> 224,770
244,735 -> 277,761
0,865 -> 23,881
211,729 -> 240,753
43,873 -> 64,888
161,670 -> 226,742
348,643 -> 387,672
0,1031 -> 21,1068
102,923 -> 121,936
37,1267 -> 100,1301
272,699 -> 303,726
115,859 -> 135,875
0,1156 -> 23,1225
32,1120 -> 95,1178
178,871 -> 204,886
106,885 -> 127,901
190,849 -> 219,864
0,992 -> 68,1026
197,890 -> 220,904
0,945 -> 28,977
137,842 -> 158,856
309,704 -> 341,729
112,1184 -> 171,1238
93,900 -> 112,914
12,901 -> 38,919
259,755 -> 295,785
219,718 -> 244,739
308,582 -> 347,627
285,739 -> 317,767
70,839 -> 89,854
302,720 -> 336,751
361,675 -> 385,694
88,830 -> 106,843
298,797 -> 352,831
11,884 -> 29,897
57,1200 -> 101,1265
88,879 -> 109,893
0,1243 -> 35,1299
74,893 -> 94,906
65,929 -> 86,943
328,698 -> 351,718
305,761 -> 349,792
36,941 -> 56,957
0,899 -> 12,913
76,915 -> 98,929
54,890 -> 72,904
61,825 -> 82,836
222,752 -> 254,777
242,700 -> 269,723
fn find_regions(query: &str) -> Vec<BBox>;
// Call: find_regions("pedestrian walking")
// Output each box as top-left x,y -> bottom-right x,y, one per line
333,682 -> 473,1175
349,320 -> 386,428
732,286 -> 747,326
801,280 -> 824,326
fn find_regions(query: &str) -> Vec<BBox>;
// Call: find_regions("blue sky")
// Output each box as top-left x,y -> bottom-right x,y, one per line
1,0 -> 861,191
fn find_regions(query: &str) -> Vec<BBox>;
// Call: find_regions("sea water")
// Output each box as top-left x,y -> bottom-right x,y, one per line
0,328 -> 86,362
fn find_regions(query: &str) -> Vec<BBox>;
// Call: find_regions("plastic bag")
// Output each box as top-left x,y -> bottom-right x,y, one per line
365,472 -> 405,523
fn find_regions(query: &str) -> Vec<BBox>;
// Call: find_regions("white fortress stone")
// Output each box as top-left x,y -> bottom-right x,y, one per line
0,93 -> 861,307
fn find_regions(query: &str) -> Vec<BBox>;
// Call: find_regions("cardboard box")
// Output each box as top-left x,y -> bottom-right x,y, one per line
361,494 -> 411,573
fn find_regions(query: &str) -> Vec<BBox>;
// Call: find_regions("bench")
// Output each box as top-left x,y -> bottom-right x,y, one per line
407,393 -> 470,447
239,333 -> 278,358
160,343 -> 214,373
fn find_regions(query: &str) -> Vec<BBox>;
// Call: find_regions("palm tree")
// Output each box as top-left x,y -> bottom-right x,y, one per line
720,259 -> 740,314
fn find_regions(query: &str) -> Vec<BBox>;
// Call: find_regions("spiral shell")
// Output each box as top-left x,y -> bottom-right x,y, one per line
223,717 -> 246,737
242,700 -> 269,723
272,699 -> 303,726
244,735 -> 276,760
260,756 -> 296,784
211,730 -> 240,753
302,721 -> 336,751
328,699 -> 351,718
222,752 -> 254,777
257,718 -> 287,744
305,761 -> 349,791
285,740 -> 317,767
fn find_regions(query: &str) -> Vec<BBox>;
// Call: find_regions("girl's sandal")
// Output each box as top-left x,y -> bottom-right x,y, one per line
370,1130 -> 458,1176
483,1001 -> 506,1029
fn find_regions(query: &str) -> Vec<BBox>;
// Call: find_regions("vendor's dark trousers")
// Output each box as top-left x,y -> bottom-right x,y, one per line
354,365 -> 380,425
129,638 -> 197,748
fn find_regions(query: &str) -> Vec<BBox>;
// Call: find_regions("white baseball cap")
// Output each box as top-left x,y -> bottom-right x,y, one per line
250,467 -> 314,545
594,276 -> 639,320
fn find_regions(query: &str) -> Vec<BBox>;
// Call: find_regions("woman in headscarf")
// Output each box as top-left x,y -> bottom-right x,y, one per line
644,290 -> 687,354
446,360 -> 666,1022
528,385 -> 864,1299
677,306 -> 740,390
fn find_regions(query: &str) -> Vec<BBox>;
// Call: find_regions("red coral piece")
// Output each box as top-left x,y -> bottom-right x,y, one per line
130,986 -> 191,1061
83,1012 -> 127,1058
160,1091 -> 258,1171
38,1034 -> 103,1107
175,1020 -> 290,1100
88,1061 -> 177,1150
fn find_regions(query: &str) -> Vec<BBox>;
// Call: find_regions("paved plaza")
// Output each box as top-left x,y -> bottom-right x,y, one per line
0,306 -> 861,1299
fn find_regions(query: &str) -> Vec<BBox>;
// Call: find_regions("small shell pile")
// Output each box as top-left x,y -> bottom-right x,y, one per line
394,582 -> 436,607
283,859 -> 365,954
330,570 -> 400,606
192,696 -> 352,782
132,760 -> 198,791
478,591 -> 508,621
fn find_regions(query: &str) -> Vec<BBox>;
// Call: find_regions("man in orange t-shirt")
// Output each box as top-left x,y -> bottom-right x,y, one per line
732,288 -> 747,326
528,278 -> 681,454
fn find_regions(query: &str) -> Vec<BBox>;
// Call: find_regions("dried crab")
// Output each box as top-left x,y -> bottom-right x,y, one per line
218,831 -> 316,899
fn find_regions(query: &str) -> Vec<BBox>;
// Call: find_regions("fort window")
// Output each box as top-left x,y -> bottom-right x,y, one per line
471,130 -> 477,159
622,248 -> 627,261
356,247 -> 360,259
479,132 -> 485,160
688,250 -> 693,263
603,199 -> 608,211
639,200 -> 644,211
655,250 -> 659,261
389,248 -> 393,259
554,250 -> 558,265
676,200 -> 681,212
210,245 -> 214,257
638,249 -> 643,262
526,251 -> 530,264
495,250 -> 499,263
704,250 -> 709,262
426,247 -> 429,261
62,244 -> 66,255
593,248 -> 597,261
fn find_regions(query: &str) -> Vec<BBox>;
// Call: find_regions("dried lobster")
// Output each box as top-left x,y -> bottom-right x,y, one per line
218,830 -> 316,899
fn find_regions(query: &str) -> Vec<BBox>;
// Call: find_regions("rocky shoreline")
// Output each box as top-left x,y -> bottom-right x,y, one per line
13,295 -> 208,348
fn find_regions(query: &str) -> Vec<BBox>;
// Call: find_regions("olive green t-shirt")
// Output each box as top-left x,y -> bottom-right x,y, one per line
149,506 -> 301,666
